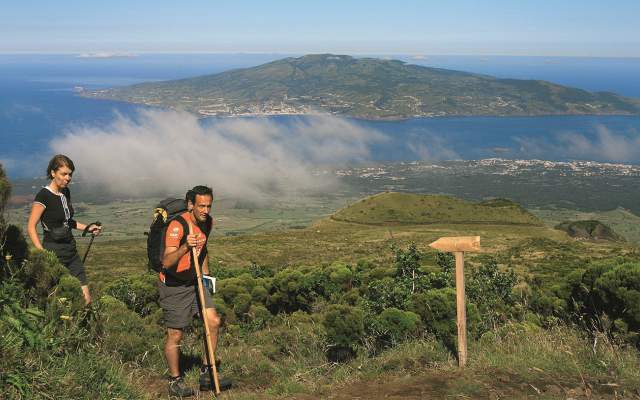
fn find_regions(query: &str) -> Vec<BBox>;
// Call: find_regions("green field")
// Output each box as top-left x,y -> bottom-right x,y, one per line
5,188 -> 640,399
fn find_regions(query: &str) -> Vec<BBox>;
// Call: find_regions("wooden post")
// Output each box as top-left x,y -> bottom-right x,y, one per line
429,236 -> 480,368
454,251 -> 467,367
189,223 -> 221,394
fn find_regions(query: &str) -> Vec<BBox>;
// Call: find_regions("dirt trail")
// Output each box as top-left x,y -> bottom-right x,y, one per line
295,369 -> 640,400
139,368 -> 640,399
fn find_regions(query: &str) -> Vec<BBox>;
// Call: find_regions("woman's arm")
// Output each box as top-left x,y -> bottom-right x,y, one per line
27,203 -> 45,250
74,221 -> 102,235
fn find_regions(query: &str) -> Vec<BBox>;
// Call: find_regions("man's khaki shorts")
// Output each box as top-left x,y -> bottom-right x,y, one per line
158,282 -> 215,329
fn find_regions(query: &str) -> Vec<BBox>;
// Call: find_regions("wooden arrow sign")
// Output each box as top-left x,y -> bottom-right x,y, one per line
429,236 -> 480,252
429,236 -> 481,368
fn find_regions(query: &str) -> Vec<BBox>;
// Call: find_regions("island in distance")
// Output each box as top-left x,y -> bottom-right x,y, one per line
84,54 -> 640,120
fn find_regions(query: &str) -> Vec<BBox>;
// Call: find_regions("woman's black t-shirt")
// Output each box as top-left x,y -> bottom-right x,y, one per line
33,186 -> 76,243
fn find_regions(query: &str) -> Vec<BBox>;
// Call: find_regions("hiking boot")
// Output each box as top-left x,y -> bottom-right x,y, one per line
199,370 -> 233,392
168,376 -> 194,398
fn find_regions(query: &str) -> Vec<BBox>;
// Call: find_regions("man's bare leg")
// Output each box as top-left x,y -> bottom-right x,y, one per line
202,307 -> 221,365
165,328 -> 183,377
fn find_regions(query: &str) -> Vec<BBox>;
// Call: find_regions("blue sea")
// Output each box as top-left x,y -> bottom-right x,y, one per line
1,53 -> 640,178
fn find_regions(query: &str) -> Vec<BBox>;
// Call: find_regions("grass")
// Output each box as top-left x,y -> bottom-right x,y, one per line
70,209 -> 640,399
332,192 -> 543,226
6,192 -> 640,399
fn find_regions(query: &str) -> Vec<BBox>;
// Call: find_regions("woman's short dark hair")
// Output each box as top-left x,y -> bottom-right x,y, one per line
46,154 -> 75,180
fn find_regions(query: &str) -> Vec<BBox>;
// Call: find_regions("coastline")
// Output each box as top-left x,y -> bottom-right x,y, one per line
77,92 -> 640,122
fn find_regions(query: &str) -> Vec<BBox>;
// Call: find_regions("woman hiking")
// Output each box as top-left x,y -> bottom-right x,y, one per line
27,154 -> 102,304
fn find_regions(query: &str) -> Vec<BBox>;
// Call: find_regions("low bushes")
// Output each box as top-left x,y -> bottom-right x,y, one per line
104,273 -> 159,317
0,247 -> 145,399
533,260 -> 640,344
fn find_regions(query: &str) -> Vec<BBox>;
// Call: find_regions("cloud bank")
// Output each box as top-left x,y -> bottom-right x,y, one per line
76,52 -> 137,59
515,125 -> 640,162
51,110 -> 385,199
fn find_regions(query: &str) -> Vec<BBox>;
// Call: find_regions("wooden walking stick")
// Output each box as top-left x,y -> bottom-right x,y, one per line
189,223 -> 221,395
429,236 -> 481,368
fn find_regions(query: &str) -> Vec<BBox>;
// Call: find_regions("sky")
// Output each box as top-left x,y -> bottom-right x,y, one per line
1,0 -> 639,57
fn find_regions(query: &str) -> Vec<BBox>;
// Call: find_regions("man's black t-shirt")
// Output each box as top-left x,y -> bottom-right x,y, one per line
33,186 -> 75,242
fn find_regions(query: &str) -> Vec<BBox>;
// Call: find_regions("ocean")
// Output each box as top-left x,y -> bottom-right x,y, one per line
1,53 -> 639,178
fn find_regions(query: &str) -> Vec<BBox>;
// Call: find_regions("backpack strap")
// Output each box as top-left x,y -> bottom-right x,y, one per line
173,214 -> 190,247
160,214 -> 190,276
203,214 -> 213,237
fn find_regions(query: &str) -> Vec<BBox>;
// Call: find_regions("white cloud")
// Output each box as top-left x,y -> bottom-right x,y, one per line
405,133 -> 460,161
514,125 -> 640,162
51,110 -> 385,199
76,52 -> 137,59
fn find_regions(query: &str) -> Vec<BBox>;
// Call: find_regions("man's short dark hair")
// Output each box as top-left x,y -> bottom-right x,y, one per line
191,185 -> 213,199
185,189 -> 195,204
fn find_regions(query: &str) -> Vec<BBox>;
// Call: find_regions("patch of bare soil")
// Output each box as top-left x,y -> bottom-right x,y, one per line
293,369 -> 640,400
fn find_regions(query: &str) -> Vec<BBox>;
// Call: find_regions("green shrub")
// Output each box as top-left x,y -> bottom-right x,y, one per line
247,304 -> 272,330
467,259 -> 518,331
548,261 -> 640,343
363,277 -> 411,313
268,268 -> 315,313
104,273 -> 159,317
594,263 -> 640,336
340,288 -> 362,306
18,250 -> 67,305
1,225 -> 29,274
367,307 -> 421,350
218,281 -> 248,304
212,296 -> 235,325
327,262 -> 355,291
529,289 -> 567,318
247,313 -> 325,365
98,295 -> 162,363
393,243 -> 424,279
233,292 -> 252,317
0,279 -> 45,350
323,304 -> 364,361
410,288 -> 479,350
251,284 -> 269,304
358,265 -> 394,285
51,274 -> 85,315
424,252 -> 455,289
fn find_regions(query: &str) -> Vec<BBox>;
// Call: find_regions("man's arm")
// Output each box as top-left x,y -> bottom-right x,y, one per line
202,254 -> 209,275
162,233 -> 198,268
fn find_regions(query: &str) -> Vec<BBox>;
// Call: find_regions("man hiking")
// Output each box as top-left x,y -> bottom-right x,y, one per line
158,185 -> 222,397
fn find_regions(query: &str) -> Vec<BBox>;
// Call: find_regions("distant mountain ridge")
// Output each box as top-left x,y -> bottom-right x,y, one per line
84,54 -> 640,120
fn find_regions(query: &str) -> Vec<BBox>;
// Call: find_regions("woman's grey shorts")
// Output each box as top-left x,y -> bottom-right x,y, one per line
158,282 -> 216,329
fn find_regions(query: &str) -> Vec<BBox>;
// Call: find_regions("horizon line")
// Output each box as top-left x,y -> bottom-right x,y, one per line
1,51 -> 640,60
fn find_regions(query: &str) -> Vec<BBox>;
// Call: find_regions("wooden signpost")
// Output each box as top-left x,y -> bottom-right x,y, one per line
429,236 -> 481,367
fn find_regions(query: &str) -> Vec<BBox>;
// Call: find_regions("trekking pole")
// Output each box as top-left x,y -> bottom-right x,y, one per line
189,223 -> 221,395
81,221 -> 102,264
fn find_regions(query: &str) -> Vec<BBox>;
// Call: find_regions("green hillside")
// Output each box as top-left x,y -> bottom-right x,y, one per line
332,192 -> 543,226
84,54 -> 640,119
555,219 -> 625,242
6,175 -> 640,399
